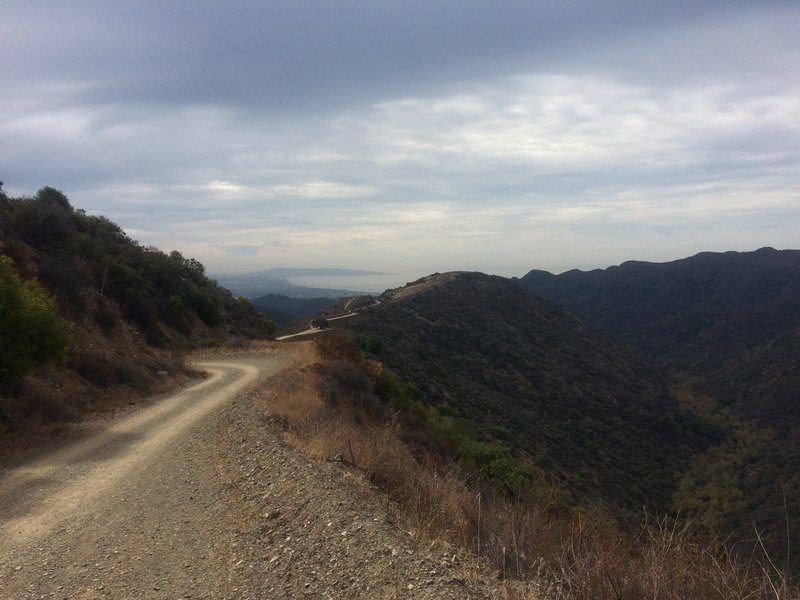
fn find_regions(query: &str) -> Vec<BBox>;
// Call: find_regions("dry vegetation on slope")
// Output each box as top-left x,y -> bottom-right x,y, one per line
262,334 -> 796,599
518,249 -> 800,574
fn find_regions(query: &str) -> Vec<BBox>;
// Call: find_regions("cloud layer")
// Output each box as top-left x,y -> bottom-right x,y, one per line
2,1 -> 798,277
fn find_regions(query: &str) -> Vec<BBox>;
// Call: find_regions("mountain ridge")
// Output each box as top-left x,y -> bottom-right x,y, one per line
516,246 -> 800,572
343,271 -> 714,511
516,247 -> 800,428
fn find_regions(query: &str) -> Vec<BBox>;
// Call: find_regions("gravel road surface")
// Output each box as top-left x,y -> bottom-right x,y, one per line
0,357 -> 278,599
0,348 -> 498,599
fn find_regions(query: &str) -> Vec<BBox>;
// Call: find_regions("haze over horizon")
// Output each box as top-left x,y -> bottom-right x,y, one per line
3,2 -> 799,277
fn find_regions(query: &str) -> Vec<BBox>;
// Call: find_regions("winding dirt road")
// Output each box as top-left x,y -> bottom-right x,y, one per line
0,348 -> 497,599
0,357 -> 283,599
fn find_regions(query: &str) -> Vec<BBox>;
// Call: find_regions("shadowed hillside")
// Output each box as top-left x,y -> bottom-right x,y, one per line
0,186 -> 275,434
518,248 -> 800,428
517,248 -> 800,574
343,272 -> 714,512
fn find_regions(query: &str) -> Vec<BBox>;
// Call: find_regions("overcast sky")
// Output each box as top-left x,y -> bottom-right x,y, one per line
2,1 -> 799,281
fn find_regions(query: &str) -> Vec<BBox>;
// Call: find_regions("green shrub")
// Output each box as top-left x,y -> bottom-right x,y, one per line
0,255 -> 70,392
164,294 -> 191,334
188,289 -> 222,326
253,314 -> 276,337
357,332 -> 384,355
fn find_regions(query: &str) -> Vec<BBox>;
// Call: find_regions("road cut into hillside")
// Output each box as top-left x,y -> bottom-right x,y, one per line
0,345 -> 501,599
0,355 -> 276,599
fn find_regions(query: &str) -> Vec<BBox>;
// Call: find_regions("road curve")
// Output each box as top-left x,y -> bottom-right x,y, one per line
0,356 -> 284,599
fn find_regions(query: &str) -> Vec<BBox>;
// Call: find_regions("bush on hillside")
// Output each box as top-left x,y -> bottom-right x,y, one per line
0,254 -> 70,394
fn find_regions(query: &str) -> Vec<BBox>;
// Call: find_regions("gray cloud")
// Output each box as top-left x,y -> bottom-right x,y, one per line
2,1 -> 798,278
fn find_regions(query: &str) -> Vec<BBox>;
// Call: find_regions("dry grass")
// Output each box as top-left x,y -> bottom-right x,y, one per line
262,339 -> 798,600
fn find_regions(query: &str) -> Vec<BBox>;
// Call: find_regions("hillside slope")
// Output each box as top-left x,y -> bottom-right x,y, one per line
343,272 -> 713,512
517,247 -> 800,429
517,248 -> 800,572
0,186 -> 274,433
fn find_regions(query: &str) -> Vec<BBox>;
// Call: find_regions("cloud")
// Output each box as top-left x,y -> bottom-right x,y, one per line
20,69 -> 795,274
1,1 -> 798,276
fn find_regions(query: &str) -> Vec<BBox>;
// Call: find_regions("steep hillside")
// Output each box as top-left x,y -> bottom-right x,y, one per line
517,248 -> 800,429
343,272 -> 713,512
517,248 -> 800,572
0,186 -> 275,433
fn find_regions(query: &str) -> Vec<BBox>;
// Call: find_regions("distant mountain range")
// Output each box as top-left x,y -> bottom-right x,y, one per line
214,268 -> 377,299
247,267 -> 388,279
517,247 -> 800,430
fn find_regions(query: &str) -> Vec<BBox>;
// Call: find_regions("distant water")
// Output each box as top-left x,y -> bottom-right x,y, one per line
287,270 -> 432,294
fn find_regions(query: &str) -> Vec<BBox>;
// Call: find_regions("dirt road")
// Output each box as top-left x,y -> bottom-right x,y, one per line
0,347 -> 497,599
0,356 -> 282,599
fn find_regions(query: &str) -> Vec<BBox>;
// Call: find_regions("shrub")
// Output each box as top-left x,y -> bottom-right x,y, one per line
11,196 -> 75,252
188,289 -> 222,326
93,299 -> 122,335
164,294 -> 191,334
0,255 -> 70,393
36,186 -> 73,211
316,330 -> 360,362
252,314 -> 276,338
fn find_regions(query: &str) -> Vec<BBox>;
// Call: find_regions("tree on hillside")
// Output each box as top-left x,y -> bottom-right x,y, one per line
36,186 -> 72,211
0,255 -> 70,393
311,317 -> 330,329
